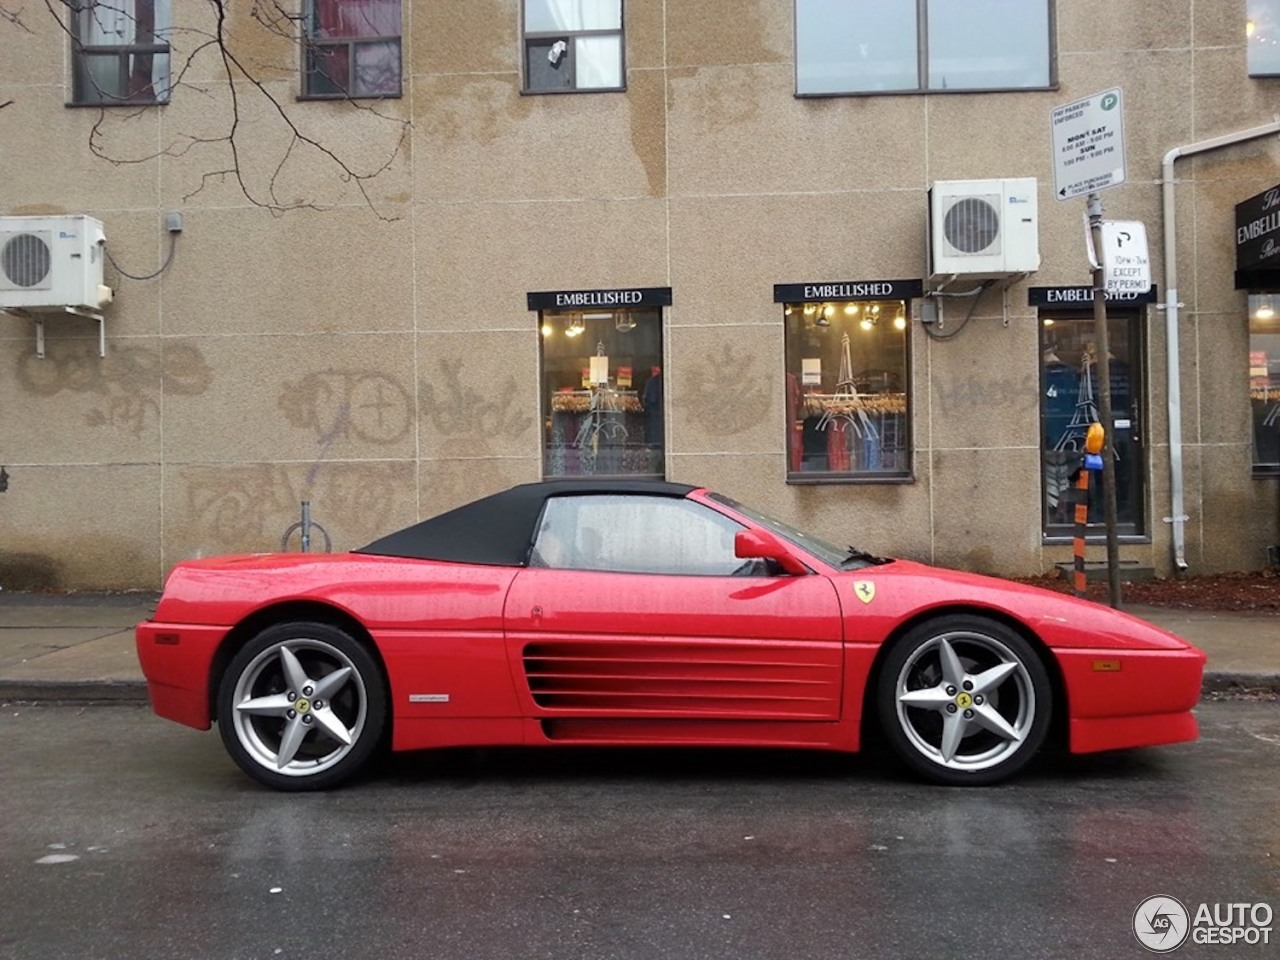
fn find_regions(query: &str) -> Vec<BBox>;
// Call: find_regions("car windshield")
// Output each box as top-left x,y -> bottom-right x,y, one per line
707,493 -> 878,569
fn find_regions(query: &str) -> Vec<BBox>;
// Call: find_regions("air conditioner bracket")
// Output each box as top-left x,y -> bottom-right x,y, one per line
6,306 -> 106,359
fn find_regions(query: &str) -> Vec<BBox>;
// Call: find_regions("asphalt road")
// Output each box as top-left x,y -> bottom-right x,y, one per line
1,701 -> 1277,960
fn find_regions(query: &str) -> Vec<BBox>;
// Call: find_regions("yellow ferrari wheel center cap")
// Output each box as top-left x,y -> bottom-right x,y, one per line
295,698 -> 311,714
955,692 -> 973,709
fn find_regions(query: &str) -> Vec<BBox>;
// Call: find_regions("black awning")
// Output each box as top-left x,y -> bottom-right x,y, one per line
1234,184 -> 1280,290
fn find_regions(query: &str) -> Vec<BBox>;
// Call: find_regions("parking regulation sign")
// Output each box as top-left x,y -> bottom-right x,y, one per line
1051,88 -> 1126,201
1101,220 -> 1152,295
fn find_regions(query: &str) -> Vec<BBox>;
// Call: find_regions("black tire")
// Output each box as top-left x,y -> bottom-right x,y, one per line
875,615 -> 1052,786
216,621 -> 387,791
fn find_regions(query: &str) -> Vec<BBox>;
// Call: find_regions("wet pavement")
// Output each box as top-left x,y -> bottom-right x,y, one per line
1,700 -> 1276,960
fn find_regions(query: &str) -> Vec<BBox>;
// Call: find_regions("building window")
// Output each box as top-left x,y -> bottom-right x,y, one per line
1249,2 -> 1280,75
1039,311 -> 1145,537
1250,294 -> 1280,473
539,308 -> 663,478
71,0 -> 171,106
783,299 -> 911,481
795,0 -> 1054,96
523,0 -> 624,93
303,0 -> 402,98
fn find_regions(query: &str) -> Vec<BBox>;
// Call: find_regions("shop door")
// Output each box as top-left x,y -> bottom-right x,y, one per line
1040,311 -> 1146,538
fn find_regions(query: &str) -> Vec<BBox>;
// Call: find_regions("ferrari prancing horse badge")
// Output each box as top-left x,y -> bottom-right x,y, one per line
854,581 -> 876,604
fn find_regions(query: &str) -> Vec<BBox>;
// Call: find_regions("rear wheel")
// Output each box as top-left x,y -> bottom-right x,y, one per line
217,622 -> 387,791
876,616 -> 1051,786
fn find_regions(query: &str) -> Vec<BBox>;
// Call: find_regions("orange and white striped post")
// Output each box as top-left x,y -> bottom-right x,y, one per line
1073,422 -> 1107,599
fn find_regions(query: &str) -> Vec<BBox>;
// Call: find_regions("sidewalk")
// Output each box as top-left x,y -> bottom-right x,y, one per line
0,591 -> 1277,702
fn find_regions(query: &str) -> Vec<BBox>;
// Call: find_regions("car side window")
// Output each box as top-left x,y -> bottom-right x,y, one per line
528,494 -> 759,575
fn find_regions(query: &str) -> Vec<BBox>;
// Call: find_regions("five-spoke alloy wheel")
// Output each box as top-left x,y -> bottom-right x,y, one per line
876,616 -> 1052,786
217,622 -> 387,791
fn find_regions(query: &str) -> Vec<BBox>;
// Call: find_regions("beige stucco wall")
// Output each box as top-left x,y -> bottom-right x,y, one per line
1,0 -> 1278,589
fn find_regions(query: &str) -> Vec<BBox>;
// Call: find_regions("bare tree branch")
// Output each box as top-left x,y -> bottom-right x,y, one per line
31,0 -> 410,219
1,1 -> 32,31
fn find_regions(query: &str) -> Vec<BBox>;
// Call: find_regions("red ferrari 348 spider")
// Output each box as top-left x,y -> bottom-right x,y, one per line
136,481 -> 1205,790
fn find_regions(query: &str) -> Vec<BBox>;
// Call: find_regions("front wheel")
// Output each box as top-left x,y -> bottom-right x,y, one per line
217,622 -> 387,791
876,616 -> 1052,786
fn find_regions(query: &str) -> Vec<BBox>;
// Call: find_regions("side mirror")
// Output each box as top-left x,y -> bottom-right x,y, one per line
734,529 -> 809,576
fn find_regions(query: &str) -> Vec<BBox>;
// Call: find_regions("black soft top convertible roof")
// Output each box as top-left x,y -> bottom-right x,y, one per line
355,480 -> 696,566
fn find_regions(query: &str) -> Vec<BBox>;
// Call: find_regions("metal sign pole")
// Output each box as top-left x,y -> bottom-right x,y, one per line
1087,193 -> 1123,608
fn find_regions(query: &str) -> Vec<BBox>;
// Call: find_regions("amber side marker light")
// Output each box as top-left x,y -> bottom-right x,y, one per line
1092,659 -> 1122,672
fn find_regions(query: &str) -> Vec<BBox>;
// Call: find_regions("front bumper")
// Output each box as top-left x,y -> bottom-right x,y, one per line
135,621 -> 229,730
1057,646 -> 1207,753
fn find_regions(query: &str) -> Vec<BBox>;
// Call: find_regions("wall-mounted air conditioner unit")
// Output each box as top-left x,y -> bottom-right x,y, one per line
928,178 -> 1040,280
0,215 -> 112,311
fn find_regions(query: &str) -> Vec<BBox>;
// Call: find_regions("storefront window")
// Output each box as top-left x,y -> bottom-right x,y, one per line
1039,310 -> 1145,536
783,297 -> 911,481
1250,294 -> 1280,473
538,307 -> 664,478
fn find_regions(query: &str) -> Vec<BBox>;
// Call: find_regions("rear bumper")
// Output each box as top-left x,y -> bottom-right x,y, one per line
1058,645 -> 1206,754
135,621 -> 229,730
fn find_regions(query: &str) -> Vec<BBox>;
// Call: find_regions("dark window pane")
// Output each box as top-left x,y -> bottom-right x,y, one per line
305,45 -> 350,96
527,39 -> 574,91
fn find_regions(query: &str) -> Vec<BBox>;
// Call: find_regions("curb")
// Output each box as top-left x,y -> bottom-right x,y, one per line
1200,672 -> 1280,697
0,679 -> 148,703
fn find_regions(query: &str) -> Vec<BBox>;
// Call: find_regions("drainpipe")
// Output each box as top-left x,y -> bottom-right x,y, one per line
1161,120 -> 1280,572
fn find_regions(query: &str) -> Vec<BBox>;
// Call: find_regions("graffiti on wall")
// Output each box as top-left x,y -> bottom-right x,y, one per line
183,462 -> 402,550
683,342 -> 772,435
934,373 -> 1039,415
16,342 -> 212,435
419,357 -> 533,450
279,370 -> 413,446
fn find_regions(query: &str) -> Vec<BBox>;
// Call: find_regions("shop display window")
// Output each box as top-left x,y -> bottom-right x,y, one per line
539,308 -> 663,478
783,299 -> 910,481
1249,294 -> 1280,473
